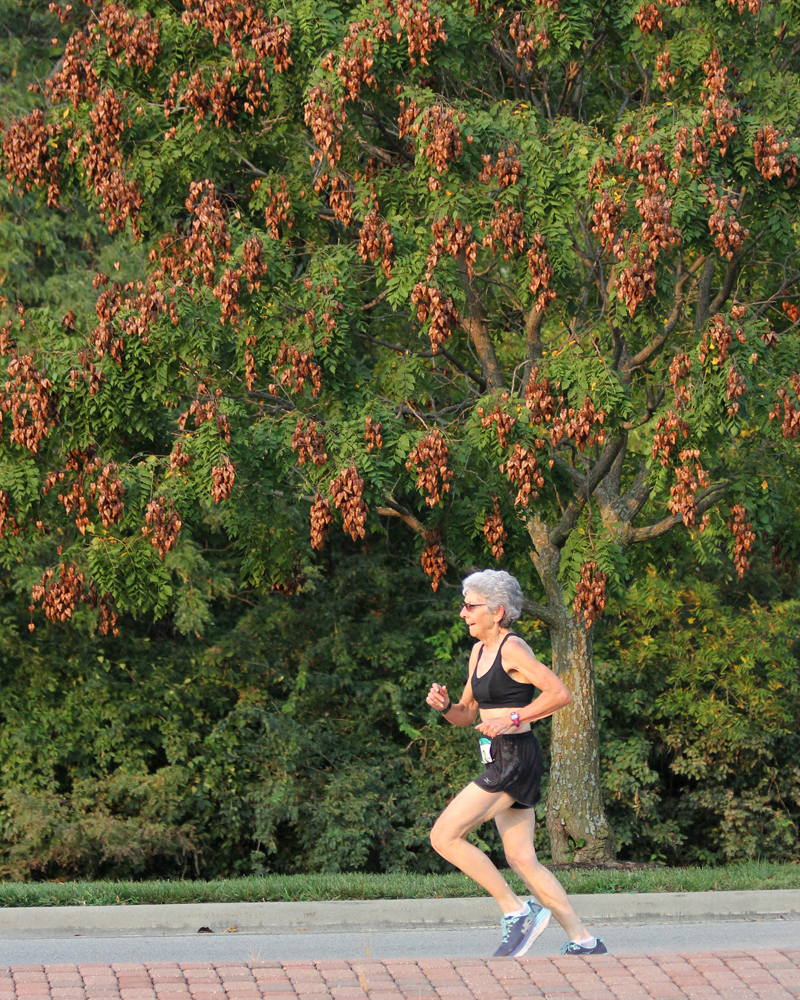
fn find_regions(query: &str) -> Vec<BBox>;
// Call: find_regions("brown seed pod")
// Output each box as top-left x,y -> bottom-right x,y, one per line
211,455 -> 236,502
0,490 -> 20,539
90,462 -> 124,528
483,499 -> 506,561
2,354 -> 59,454
143,497 -> 182,559
421,533 -> 447,591
329,465 -> 368,540
291,418 -> 328,466
527,234 -> 556,313
479,399 -> 516,448
310,493 -> 334,550
364,415 -> 383,452
405,431 -> 454,506
573,561 -> 607,629
652,409 -> 690,467
500,444 -> 545,508
668,449 -> 711,529
768,374 -> 800,438
31,563 -> 85,624
268,342 -> 322,397
727,503 -> 756,578
410,283 -> 459,354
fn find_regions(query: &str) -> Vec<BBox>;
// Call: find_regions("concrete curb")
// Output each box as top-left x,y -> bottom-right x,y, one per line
2,890 -> 800,939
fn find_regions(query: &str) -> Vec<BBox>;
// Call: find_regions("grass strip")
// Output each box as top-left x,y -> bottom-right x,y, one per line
1,861 -> 798,907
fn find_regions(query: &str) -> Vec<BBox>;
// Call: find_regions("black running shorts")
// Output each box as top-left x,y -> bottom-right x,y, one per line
473,730 -> 543,810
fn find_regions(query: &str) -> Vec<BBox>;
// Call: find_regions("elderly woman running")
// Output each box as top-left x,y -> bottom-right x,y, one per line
426,569 -> 607,958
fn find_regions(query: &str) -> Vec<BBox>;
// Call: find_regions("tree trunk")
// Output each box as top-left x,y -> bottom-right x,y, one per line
526,516 -> 615,863
546,614 -> 614,863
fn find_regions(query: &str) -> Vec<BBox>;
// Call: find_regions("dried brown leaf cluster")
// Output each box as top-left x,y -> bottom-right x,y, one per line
394,0 -> 447,67
479,146 -> 524,186
0,490 -> 20,539
89,462 -> 124,528
668,352 -> 692,409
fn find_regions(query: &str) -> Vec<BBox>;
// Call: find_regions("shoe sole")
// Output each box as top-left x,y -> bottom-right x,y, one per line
511,908 -> 552,957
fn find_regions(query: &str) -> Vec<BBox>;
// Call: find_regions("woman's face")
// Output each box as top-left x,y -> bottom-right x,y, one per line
460,589 -> 503,638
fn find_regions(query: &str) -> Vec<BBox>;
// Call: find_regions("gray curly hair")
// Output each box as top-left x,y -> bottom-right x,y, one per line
462,570 -> 524,628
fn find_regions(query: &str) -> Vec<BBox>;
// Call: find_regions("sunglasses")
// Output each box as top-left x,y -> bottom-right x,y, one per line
460,602 -> 487,612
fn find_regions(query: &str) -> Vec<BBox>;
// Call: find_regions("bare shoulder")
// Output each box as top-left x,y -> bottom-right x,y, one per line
504,633 -> 540,662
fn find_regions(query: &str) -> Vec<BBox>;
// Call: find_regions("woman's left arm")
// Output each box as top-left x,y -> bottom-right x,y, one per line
505,637 -> 571,723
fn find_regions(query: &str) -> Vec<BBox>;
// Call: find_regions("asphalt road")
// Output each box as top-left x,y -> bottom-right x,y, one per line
3,919 -> 800,965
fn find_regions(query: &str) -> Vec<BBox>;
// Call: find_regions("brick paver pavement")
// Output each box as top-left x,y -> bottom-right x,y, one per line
2,952 -> 799,1000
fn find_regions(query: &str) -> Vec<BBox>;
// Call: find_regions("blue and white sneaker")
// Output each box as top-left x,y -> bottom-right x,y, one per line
512,899 -> 551,956
560,938 -> 608,955
493,905 -> 535,957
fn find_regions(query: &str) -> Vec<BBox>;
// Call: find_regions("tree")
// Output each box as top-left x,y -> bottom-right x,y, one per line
1,0 -> 799,862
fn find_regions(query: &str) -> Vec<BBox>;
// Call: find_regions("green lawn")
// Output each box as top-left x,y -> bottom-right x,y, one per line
1,862 -> 798,906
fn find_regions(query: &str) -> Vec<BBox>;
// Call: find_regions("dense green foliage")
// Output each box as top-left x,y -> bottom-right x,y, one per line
0,0 -> 799,875
1,550 -> 797,879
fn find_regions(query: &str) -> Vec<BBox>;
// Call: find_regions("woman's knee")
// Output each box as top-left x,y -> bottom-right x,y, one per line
430,818 -> 458,856
503,841 -> 538,871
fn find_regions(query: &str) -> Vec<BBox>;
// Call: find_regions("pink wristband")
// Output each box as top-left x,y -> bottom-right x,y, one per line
510,712 -> 521,729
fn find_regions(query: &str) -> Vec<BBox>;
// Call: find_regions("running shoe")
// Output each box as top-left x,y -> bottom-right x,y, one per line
512,899 -> 551,956
493,905 -> 534,957
560,938 -> 608,955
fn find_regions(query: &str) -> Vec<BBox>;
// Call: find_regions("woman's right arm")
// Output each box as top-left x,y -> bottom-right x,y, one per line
426,646 -> 479,727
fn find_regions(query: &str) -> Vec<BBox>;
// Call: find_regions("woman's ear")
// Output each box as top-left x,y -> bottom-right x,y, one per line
494,604 -> 505,624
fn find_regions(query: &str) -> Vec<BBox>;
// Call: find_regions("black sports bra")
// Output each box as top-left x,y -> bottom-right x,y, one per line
471,633 -> 536,709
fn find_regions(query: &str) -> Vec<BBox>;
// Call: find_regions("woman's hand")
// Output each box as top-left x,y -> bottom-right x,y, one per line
426,682 -> 450,712
475,719 -> 516,738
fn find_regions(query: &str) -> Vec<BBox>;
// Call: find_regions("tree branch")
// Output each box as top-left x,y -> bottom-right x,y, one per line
694,256 -> 716,331
355,331 -> 487,389
626,482 -> 727,543
521,596 -> 561,628
521,304 -> 544,388
753,269 -> 800,321
708,258 -> 739,318
376,502 -> 427,534
548,435 -> 625,548
458,261 -> 505,391
622,258 -> 704,378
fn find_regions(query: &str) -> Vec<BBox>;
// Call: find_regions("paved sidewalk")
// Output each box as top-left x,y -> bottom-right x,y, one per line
4,951 -> 800,1000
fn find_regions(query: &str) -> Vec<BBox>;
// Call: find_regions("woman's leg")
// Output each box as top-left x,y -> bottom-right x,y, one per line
495,807 -> 591,941
430,782 -> 522,914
